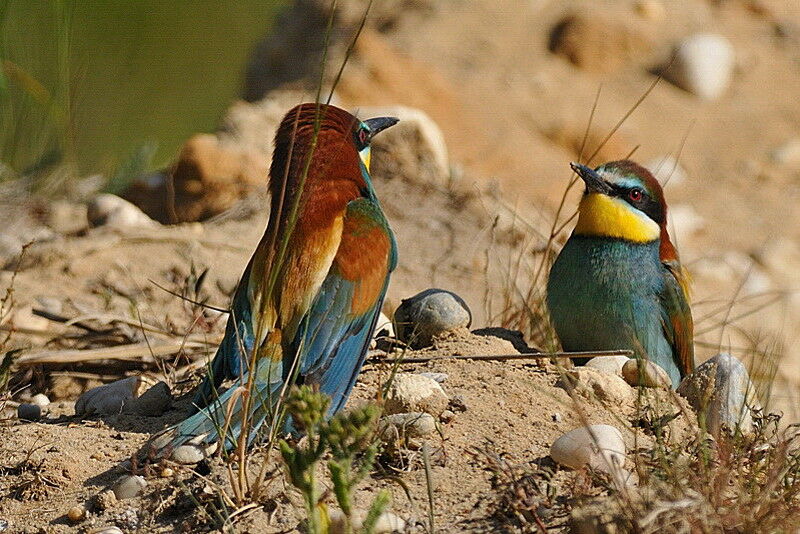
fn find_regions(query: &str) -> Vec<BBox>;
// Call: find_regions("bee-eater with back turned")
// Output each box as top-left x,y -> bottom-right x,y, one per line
546,160 -> 694,387
153,103 -> 398,456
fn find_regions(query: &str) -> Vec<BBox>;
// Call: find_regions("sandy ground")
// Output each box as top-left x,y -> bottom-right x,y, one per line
2,0 -> 800,531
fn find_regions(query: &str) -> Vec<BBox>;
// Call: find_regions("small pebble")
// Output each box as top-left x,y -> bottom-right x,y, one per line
159,467 -> 174,478
385,373 -> 449,416
92,489 -> 118,512
552,412 -> 563,423
30,393 -> 50,407
550,425 -> 626,474
448,394 -> 468,412
89,528 -> 124,534
770,138 -> 800,168
584,355 -> 631,376
440,409 -> 456,423
329,508 -> 406,534
171,444 -> 206,465
666,33 -> 734,100
380,412 -> 437,440
418,372 -> 448,383
17,403 -> 41,421
122,381 -> 172,416
622,359 -> 672,388
87,193 -> 159,230
394,289 -> 471,348
67,505 -> 86,523
112,475 -> 147,500
76,376 -> 140,416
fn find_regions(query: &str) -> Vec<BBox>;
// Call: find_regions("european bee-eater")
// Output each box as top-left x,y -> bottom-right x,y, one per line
154,103 -> 398,454
546,160 -> 694,387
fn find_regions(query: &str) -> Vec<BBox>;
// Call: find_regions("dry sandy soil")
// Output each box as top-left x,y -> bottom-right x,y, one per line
2,0 -> 800,532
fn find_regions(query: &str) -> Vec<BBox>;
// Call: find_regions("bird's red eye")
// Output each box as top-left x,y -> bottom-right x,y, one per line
358,128 -> 368,146
628,189 -> 643,202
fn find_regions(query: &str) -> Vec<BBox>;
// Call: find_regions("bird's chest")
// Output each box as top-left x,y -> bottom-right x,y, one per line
548,237 -> 664,349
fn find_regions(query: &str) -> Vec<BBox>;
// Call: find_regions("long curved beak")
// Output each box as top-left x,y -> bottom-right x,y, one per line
365,116 -> 399,140
570,162 -> 612,194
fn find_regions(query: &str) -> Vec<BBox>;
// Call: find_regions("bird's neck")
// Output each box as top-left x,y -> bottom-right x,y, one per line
574,193 -> 660,244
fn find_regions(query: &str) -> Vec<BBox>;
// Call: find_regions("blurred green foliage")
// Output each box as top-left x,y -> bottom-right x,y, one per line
0,0 -> 283,192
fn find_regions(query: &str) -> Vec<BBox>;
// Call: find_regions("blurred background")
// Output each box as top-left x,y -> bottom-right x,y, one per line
2,0 -> 799,417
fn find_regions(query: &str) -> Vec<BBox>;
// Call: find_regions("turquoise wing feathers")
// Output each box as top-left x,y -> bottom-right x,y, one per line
157,196 -> 395,454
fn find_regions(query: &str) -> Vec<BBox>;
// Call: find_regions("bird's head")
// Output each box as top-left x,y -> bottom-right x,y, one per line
270,104 -> 398,194
571,160 -> 676,256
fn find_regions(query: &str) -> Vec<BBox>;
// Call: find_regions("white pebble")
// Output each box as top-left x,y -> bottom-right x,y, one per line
87,194 -> 159,230
584,356 -> 631,376
31,393 -> 50,407
622,359 -> 672,388
329,508 -> 406,534
385,373 -> 449,416
550,425 -> 626,473
667,33 -> 734,100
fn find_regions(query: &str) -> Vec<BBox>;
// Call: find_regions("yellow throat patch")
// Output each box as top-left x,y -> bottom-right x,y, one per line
574,193 -> 660,243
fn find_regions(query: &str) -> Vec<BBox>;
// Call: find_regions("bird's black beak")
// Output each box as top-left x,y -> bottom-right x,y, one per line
364,116 -> 399,140
570,162 -> 612,195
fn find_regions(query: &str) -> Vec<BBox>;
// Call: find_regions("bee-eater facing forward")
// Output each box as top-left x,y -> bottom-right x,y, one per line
546,160 -> 694,387
154,103 -> 398,455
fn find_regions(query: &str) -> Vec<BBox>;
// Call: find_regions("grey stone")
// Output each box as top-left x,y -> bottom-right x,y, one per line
394,289 -> 471,348
122,381 -> 172,416
677,352 -> 756,437
17,403 -> 41,421
379,412 -> 437,440
418,372 -> 448,383
75,377 -> 140,416
111,475 -> 147,500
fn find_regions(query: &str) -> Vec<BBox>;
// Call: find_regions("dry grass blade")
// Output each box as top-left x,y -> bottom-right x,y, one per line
368,349 -> 633,365
16,338 -> 217,366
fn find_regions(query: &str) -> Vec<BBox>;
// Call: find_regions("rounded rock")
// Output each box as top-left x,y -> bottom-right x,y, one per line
666,33 -> 735,100
17,403 -> 41,421
329,508 -> 406,534
677,352 -> 755,437
622,359 -> 672,388
122,381 -> 172,416
67,505 -> 86,523
379,412 -> 437,440
584,356 -> 631,376
557,367 -> 635,404
171,444 -> 207,465
87,194 -> 159,230
394,289 -> 471,348
384,373 -> 449,416
550,425 -> 626,473
30,393 -> 51,407
75,376 -> 140,416
89,528 -> 124,534
111,475 -> 147,500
